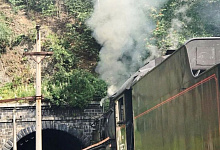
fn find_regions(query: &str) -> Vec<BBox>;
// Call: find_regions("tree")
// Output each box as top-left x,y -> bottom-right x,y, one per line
46,69 -> 107,108
149,0 -> 214,53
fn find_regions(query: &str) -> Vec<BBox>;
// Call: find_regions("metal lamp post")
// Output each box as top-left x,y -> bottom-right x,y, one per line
24,25 -> 53,150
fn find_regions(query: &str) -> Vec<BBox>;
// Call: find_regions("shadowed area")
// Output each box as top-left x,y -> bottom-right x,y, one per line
11,129 -> 83,150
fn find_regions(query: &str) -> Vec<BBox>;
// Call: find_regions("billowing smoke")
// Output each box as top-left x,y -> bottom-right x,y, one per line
87,0 -> 167,95
167,4 -> 191,49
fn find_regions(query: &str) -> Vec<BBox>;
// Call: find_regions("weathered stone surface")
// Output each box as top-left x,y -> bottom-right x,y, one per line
0,103 -> 103,149
6,140 -> 12,147
2,146 -> 9,150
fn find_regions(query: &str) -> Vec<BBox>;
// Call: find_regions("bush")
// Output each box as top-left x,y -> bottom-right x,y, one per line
64,23 -> 101,59
7,0 -> 56,16
150,0 -> 212,52
43,34 -> 78,74
0,81 -> 35,99
46,69 -> 107,108
0,22 -> 11,53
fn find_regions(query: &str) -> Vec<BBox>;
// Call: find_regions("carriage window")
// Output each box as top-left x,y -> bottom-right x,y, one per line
118,98 -> 125,125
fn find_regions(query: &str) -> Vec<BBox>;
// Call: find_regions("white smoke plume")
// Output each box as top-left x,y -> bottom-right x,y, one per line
167,4 -> 191,49
87,0 -> 167,95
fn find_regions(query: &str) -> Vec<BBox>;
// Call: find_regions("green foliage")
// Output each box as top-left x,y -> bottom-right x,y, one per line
0,12 -> 12,53
8,0 -> 94,17
42,33 -> 106,108
64,23 -> 101,58
11,34 -> 25,47
7,0 -> 56,16
7,0 -> 26,11
194,0 -> 220,36
64,0 -> 93,22
46,69 -> 107,108
0,80 -> 35,99
3,0 -> 220,109
0,22 -> 11,53
43,34 -> 77,72
39,0 -> 56,16
7,0 -> 100,57
62,0 -> 101,59
149,0 -> 212,52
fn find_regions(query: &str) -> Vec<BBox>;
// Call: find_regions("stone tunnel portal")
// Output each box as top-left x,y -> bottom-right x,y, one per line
11,129 -> 84,150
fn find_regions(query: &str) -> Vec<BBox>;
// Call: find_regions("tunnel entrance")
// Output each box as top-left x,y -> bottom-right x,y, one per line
11,129 -> 84,150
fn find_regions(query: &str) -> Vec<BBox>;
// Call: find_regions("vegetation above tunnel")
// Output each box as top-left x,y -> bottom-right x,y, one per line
0,0 -> 219,108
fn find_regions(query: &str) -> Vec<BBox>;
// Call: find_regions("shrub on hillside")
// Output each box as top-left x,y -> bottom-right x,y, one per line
0,22 -> 11,53
46,69 -> 107,108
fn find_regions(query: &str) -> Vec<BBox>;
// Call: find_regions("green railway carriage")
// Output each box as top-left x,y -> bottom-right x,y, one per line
112,38 -> 220,150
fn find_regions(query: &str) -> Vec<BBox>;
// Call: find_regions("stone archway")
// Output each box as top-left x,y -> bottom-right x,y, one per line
2,122 -> 90,150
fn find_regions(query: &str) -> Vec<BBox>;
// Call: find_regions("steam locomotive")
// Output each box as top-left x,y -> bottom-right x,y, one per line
84,37 -> 220,150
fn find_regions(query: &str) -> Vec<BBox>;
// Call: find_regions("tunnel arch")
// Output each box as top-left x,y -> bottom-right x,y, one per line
2,122 -> 90,150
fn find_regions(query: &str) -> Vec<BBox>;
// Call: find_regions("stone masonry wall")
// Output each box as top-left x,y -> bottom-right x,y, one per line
0,102 -> 103,150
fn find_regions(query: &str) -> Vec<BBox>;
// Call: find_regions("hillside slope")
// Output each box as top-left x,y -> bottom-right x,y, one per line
0,1 -> 97,86
0,0 -> 107,105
